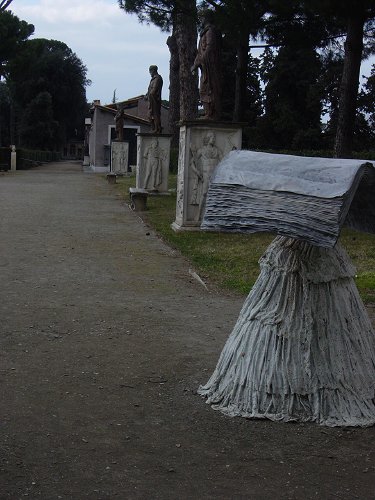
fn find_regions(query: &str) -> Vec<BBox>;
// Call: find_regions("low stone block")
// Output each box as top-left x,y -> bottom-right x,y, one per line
129,187 -> 148,211
106,173 -> 117,184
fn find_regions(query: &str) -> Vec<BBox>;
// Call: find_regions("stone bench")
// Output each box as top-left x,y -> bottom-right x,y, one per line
129,187 -> 149,211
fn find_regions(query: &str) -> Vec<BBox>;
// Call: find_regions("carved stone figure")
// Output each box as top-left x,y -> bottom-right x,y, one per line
191,10 -> 222,121
146,65 -> 163,134
114,104 -> 125,141
190,131 -> 222,219
111,141 -> 129,174
144,138 -> 165,190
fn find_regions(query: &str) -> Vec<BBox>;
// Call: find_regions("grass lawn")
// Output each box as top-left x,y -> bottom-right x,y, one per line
114,173 -> 375,302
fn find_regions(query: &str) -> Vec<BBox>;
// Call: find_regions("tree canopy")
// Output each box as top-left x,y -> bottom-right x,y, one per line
0,0 -> 13,12
3,0 -> 373,155
119,0 -> 199,135
4,38 -> 90,149
198,0 -> 374,156
0,9 -> 34,78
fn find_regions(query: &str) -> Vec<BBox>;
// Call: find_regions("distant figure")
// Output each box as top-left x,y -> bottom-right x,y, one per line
114,104 -> 125,141
146,65 -> 163,134
191,10 -> 222,121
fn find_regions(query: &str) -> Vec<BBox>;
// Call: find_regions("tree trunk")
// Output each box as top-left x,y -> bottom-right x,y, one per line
334,13 -> 364,158
9,99 -> 16,145
233,31 -> 249,122
166,31 -> 180,145
174,0 -> 198,121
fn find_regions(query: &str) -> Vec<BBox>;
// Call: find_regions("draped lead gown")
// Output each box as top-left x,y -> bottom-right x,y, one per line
198,236 -> 375,427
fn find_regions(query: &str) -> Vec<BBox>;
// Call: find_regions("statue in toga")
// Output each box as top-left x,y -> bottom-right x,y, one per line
146,65 -> 163,134
114,103 -> 125,141
191,10 -> 222,121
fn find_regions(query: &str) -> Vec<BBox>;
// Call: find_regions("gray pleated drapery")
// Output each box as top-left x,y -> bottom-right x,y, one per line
199,151 -> 375,426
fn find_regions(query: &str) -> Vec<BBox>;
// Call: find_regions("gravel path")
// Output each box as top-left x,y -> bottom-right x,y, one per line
0,162 -> 374,499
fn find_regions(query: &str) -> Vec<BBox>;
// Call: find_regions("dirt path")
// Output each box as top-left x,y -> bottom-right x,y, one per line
0,162 -> 374,500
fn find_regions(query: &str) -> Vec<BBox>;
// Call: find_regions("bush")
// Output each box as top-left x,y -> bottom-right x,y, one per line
16,149 -> 61,169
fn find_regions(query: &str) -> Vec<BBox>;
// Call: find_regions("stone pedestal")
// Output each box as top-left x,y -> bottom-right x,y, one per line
172,122 -> 243,231
136,133 -> 172,193
111,141 -> 129,174
129,187 -> 148,211
11,150 -> 16,172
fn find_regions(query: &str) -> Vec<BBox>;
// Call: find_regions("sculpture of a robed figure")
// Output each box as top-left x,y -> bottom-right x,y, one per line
146,65 -> 163,134
199,151 -> 375,427
191,10 -> 222,121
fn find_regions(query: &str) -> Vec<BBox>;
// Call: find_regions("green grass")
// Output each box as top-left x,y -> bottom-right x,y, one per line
115,174 -> 375,302
340,229 -> 375,303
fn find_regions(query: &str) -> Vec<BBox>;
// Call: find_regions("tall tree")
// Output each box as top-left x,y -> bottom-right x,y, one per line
0,8 -> 33,144
296,0 -> 375,156
0,9 -> 34,78
173,0 -> 198,121
318,49 -> 344,149
355,63 -> 375,150
199,0 -> 267,122
0,0 -> 13,11
21,91 -> 59,149
332,1 -> 375,157
118,1 -> 181,134
0,80 -> 10,145
166,30 -> 180,137
118,0 -> 199,134
7,38 -> 90,149
255,3 -> 326,150
358,64 -> 375,132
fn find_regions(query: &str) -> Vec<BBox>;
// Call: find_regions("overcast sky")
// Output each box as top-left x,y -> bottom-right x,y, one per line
10,0 -> 171,104
9,0 -> 375,107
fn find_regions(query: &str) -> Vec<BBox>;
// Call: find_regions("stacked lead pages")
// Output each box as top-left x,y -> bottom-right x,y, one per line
201,150 -> 375,247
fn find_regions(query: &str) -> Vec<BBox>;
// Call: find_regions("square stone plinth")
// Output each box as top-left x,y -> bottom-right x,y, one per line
136,134 -> 172,193
172,122 -> 243,231
111,141 -> 129,174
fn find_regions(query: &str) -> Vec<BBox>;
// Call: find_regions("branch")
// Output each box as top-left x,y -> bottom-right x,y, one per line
0,0 -> 13,11
143,2 -> 171,15
119,1 -> 172,16
202,0 -> 221,7
249,43 -> 280,49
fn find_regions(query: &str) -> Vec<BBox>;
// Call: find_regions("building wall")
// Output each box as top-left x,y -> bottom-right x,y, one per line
88,113 -> 97,168
88,107 -> 151,172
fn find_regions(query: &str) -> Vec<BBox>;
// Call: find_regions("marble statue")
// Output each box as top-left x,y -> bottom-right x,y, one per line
191,10 -> 222,121
111,141 -> 129,174
114,104 -> 125,141
146,65 -> 163,134
190,131 -> 222,220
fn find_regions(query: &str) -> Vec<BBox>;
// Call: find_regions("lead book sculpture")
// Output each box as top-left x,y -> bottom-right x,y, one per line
199,150 -> 375,427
